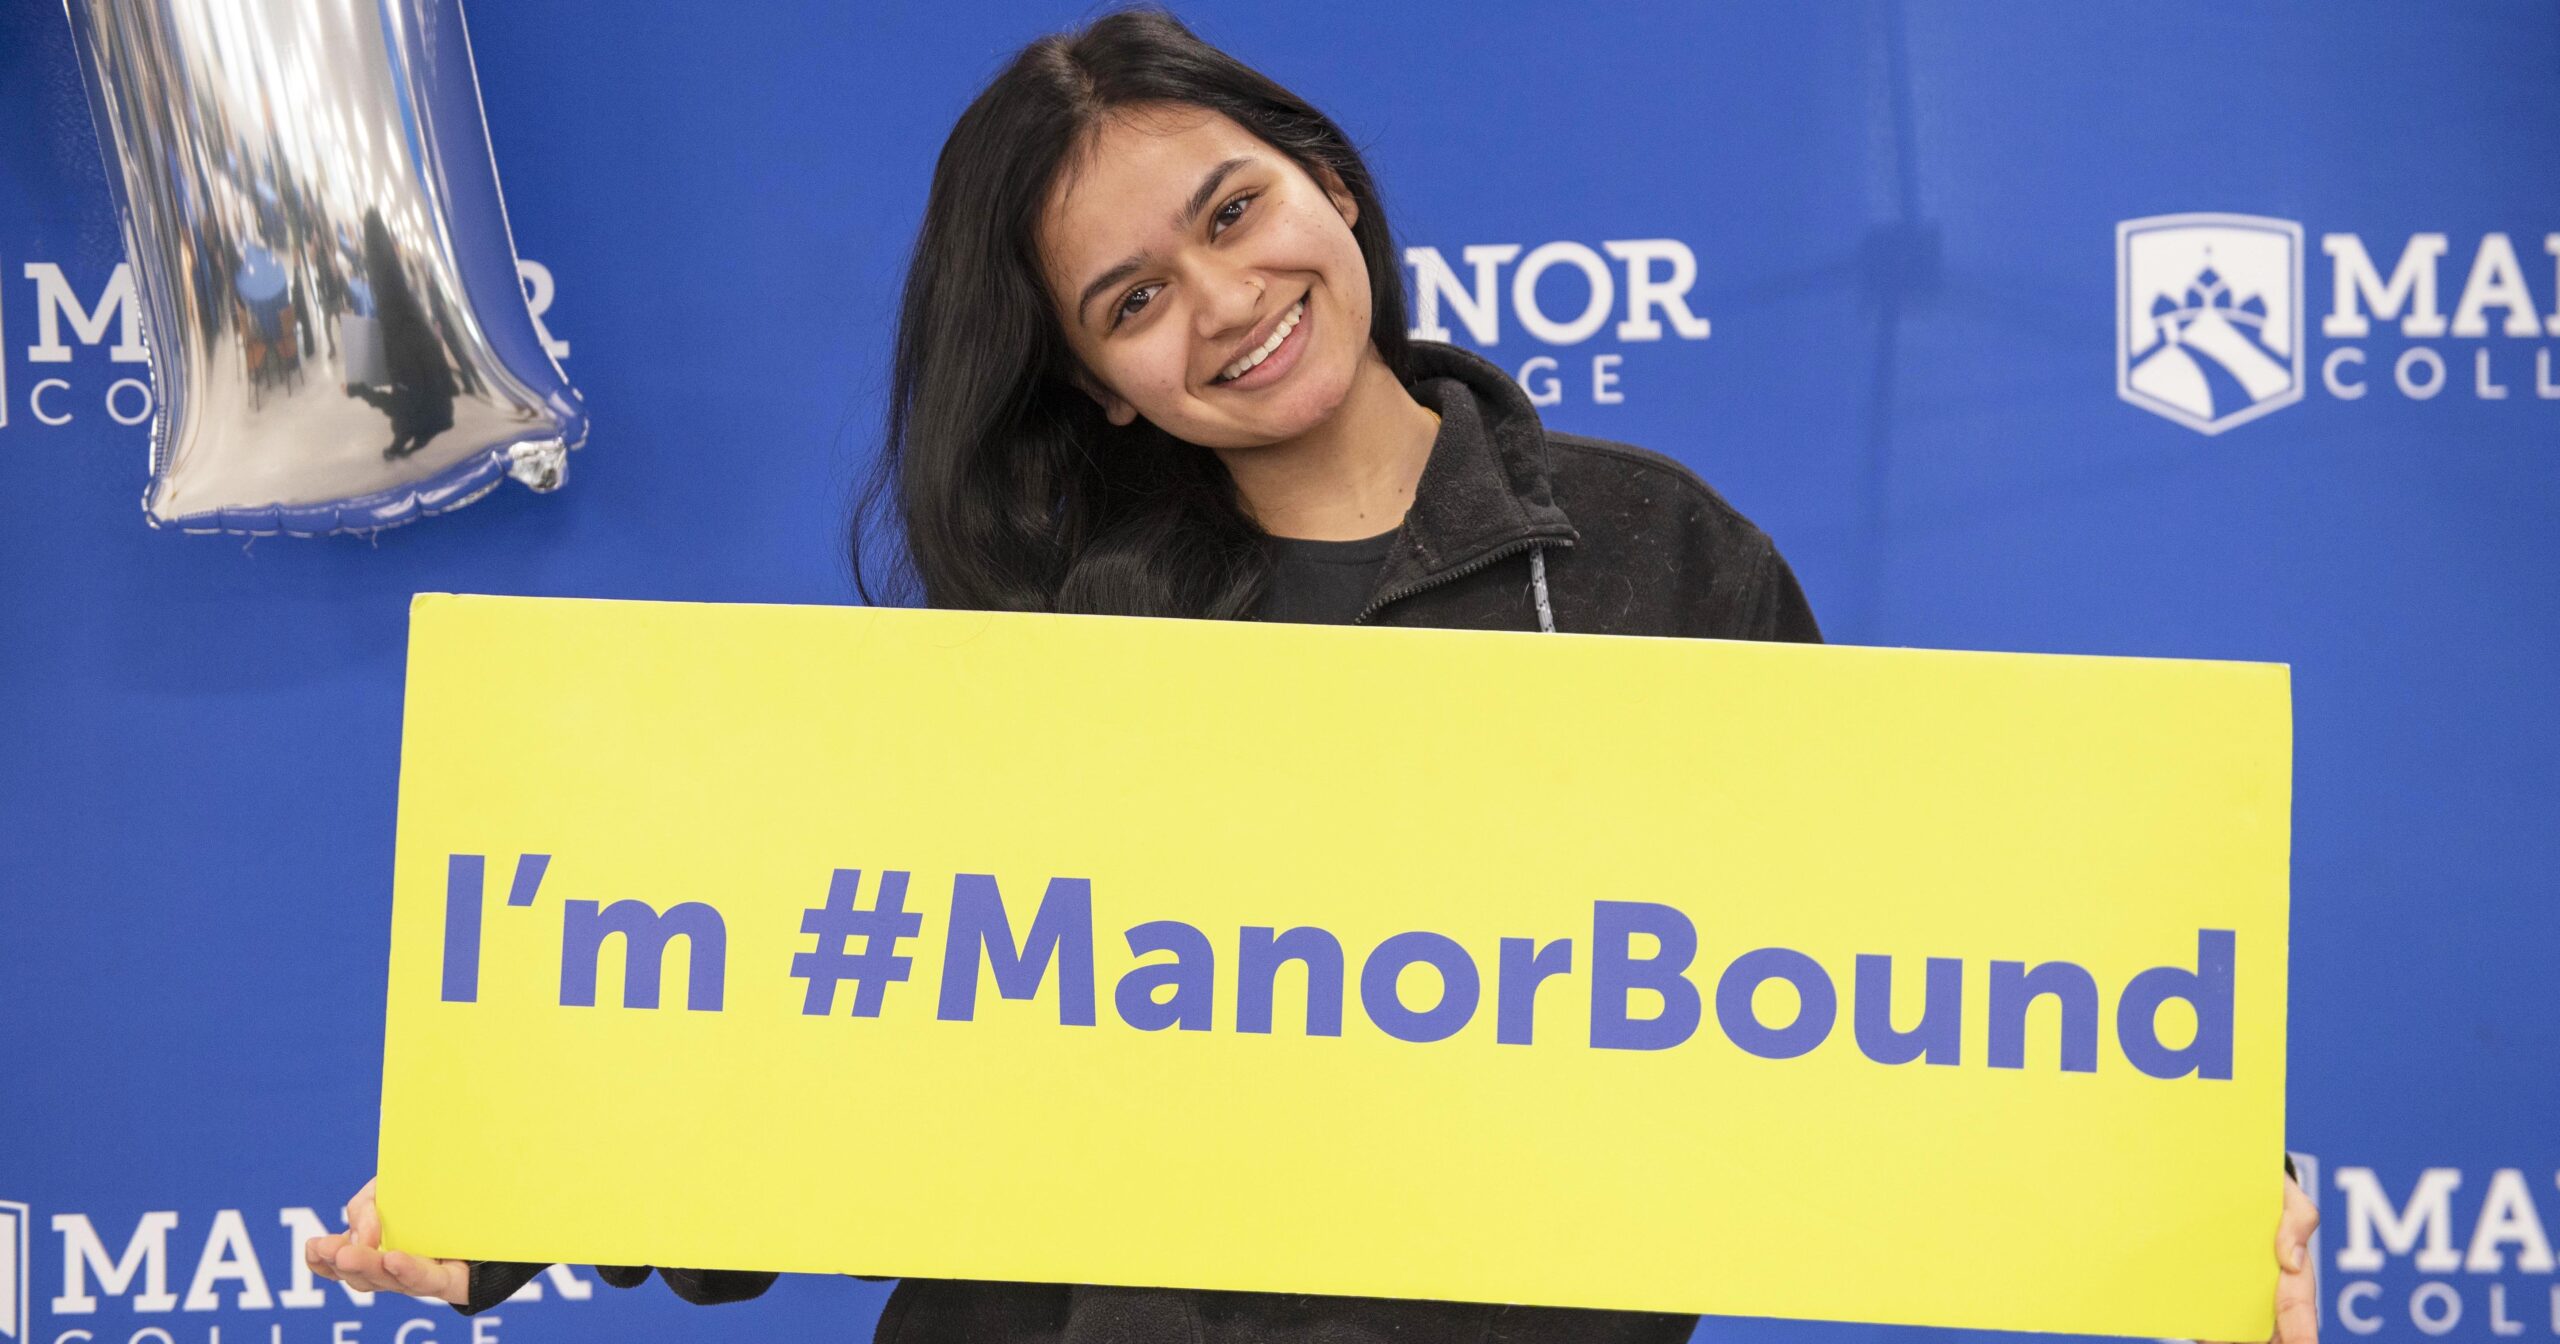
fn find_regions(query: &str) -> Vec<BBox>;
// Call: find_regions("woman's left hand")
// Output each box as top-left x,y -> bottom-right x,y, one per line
2208,1172 -> 2319,1344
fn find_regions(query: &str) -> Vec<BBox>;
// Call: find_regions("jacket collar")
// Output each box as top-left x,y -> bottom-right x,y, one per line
1369,341 -> 1579,609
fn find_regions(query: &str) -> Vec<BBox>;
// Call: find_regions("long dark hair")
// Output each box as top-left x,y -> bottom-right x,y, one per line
850,8 -> 1411,617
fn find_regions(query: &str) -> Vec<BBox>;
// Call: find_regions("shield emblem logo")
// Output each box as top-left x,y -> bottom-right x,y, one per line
2118,214 -> 2305,434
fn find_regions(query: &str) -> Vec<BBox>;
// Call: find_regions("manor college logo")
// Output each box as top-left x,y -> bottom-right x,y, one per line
0,1196 -> 596,1342
2118,214 -> 2560,433
0,262 -> 566,432
2118,214 -> 2306,435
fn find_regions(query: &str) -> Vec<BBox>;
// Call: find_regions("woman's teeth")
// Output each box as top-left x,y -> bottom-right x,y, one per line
1218,300 -> 1304,383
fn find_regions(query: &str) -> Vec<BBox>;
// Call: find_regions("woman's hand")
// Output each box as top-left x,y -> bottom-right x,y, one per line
300,1178 -> 470,1307
2208,1172 -> 2320,1344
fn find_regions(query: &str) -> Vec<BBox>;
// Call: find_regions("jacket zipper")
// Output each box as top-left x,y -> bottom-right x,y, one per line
1355,536 -> 1573,624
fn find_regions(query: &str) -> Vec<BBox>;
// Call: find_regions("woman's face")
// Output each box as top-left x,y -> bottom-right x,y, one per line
1037,103 -> 1372,451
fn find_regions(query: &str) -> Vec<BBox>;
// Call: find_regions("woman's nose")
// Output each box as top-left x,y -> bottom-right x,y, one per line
1195,265 -> 1265,340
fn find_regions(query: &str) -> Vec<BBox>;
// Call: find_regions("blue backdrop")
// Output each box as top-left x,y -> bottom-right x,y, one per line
3,3 -> 2554,1342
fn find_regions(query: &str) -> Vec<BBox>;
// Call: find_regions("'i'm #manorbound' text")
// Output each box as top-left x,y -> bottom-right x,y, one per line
437,854 -> 2241,1077
379,594 -> 2290,1341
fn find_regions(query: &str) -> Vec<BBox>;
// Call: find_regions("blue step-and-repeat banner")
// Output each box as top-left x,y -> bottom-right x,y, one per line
2,3 -> 2553,1342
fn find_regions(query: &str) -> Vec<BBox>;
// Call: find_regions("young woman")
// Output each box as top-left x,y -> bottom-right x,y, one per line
306,9 -> 2319,1342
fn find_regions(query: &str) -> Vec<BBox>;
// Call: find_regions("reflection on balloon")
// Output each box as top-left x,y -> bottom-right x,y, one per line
64,0 -> 584,536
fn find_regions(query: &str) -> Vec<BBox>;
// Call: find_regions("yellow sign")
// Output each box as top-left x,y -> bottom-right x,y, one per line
379,593 -> 2291,1338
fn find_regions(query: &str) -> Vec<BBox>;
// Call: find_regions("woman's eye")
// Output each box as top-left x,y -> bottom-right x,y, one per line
1212,193 -> 1255,235
1114,284 -> 1159,327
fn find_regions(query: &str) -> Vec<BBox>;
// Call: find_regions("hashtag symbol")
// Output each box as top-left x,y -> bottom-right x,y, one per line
792,868 -> 922,1017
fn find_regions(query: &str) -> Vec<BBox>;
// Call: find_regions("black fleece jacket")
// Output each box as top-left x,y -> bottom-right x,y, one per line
455,339 -> 1821,1341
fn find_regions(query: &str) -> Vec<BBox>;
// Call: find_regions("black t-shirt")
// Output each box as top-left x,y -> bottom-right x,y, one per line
1254,525 -> 1399,625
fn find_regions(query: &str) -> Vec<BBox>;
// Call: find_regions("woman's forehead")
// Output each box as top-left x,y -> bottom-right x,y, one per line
1043,105 -> 1265,263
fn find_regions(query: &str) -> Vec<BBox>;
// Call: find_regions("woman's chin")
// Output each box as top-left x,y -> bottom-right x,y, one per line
1261,344 -> 1367,436
1177,372 -> 1356,450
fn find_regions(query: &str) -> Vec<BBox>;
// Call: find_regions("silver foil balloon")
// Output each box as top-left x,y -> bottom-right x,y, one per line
63,0 -> 584,535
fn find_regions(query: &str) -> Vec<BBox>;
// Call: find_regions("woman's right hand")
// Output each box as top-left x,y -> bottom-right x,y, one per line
301,1178 -> 470,1307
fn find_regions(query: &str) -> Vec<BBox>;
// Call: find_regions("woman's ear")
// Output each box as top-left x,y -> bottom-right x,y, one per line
1314,162 -> 1359,229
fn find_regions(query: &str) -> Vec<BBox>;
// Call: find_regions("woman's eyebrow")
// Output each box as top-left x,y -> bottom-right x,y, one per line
1075,155 -> 1257,328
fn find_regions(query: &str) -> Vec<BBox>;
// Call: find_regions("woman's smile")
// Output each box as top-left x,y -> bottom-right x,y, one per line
1211,295 -> 1309,390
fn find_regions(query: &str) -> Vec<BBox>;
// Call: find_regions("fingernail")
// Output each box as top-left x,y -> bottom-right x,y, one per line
2288,1244 -> 2305,1272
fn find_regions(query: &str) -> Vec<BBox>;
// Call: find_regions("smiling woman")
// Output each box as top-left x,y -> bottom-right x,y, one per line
299,6 -> 2321,1344
1044,111 -> 1383,445
845,9 -> 1443,621
1033,102 -> 1446,566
